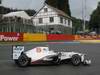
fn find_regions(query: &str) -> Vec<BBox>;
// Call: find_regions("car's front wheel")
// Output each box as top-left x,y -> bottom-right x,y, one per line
71,54 -> 81,66
16,53 -> 30,67
52,55 -> 61,64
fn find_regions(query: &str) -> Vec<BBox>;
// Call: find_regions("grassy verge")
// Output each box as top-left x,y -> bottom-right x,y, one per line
77,40 -> 100,43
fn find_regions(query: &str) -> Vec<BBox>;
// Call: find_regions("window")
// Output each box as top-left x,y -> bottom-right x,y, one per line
60,17 -> 63,23
49,17 -> 54,23
44,8 -> 48,12
65,19 -> 66,24
68,19 -> 70,26
39,18 -> 43,24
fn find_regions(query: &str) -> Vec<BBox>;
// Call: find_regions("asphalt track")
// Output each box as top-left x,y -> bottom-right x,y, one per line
0,42 -> 100,75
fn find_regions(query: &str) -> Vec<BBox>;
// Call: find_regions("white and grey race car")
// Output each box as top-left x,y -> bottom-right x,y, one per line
12,46 -> 91,67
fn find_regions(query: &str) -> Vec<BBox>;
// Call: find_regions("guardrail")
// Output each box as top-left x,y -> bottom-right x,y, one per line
47,34 -> 75,41
23,33 -> 47,41
75,35 -> 100,40
0,32 -> 23,41
0,32 -> 100,42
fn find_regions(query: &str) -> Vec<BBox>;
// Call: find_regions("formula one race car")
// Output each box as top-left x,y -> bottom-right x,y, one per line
12,46 -> 91,67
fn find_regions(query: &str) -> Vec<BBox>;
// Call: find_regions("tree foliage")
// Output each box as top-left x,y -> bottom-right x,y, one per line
45,0 -> 71,16
72,17 -> 89,34
0,6 -> 36,16
0,0 -> 1,4
89,2 -> 100,33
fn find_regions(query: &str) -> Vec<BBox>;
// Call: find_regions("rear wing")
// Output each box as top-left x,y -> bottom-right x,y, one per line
12,45 -> 24,60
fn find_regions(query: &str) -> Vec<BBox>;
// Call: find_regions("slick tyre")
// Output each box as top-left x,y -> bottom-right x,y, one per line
52,56 -> 60,64
17,53 -> 29,67
71,54 -> 81,66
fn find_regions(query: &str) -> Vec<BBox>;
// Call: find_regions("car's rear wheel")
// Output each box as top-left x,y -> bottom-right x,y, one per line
71,54 -> 81,66
17,53 -> 30,67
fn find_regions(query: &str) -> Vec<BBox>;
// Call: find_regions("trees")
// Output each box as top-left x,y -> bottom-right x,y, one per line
0,6 -> 36,16
72,17 -> 89,34
89,2 -> 100,34
45,0 -> 71,16
0,0 -> 2,4
24,9 -> 36,16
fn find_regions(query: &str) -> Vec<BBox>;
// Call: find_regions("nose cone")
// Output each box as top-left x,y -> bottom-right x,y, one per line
83,60 -> 91,65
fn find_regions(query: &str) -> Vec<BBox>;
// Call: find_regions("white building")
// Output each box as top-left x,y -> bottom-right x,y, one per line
1,11 -> 35,33
32,4 -> 72,34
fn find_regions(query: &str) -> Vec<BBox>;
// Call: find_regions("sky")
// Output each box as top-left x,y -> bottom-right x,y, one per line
1,0 -> 100,20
